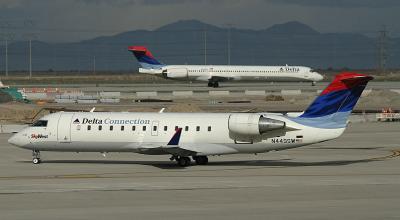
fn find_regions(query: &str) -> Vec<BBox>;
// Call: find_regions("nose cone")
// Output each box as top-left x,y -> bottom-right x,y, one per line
8,133 -> 24,147
314,73 -> 324,81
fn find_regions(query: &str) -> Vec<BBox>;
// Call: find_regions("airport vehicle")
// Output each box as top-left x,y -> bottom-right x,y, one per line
128,46 -> 323,87
8,72 -> 372,166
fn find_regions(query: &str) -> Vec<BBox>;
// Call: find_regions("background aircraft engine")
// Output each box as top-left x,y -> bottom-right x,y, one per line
165,68 -> 188,78
228,114 -> 285,135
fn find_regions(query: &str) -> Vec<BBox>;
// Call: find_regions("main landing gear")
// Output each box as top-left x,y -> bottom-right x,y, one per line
312,81 -> 316,86
32,150 -> 41,164
177,157 -> 191,167
208,81 -> 219,88
193,156 -> 208,165
171,156 -> 209,167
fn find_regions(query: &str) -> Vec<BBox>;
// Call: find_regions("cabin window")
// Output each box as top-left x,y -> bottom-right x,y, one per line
110,125 -> 113,131
98,125 -> 102,131
208,126 -> 212,132
32,120 -> 48,127
196,126 -> 200,131
164,126 -> 168,131
87,125 -> 91,131
143,126 -> 146,131
132,126 -> 136,131
153,126 -> 157,131
185,126 -> 189,131
121,126 -> 125,131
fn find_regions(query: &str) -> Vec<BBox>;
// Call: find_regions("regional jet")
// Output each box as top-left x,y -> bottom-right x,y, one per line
128,46 -> 323,87
8,72 -> 371,166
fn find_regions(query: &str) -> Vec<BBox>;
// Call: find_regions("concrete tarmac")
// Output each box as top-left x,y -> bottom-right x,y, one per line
0,122 -> 400,219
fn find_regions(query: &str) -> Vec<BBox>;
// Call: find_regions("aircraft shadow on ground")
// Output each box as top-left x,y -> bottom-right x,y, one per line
308,147 -> 384,150
206,158 -> 376,167
19,157 -> 378,169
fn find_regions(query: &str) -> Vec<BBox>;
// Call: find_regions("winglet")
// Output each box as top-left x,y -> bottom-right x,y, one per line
167,128 -> 182,146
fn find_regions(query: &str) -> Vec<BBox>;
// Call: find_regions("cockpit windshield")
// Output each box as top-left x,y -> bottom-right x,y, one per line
31,120 -> 48,127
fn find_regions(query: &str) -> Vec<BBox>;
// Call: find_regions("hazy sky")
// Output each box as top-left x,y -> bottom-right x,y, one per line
0,0 -> 399,42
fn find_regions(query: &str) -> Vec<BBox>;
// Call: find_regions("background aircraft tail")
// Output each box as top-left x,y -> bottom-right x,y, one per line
291,72 -> 373,129
128,46 -> 165,69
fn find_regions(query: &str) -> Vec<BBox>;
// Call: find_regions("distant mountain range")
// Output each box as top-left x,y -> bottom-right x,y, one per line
0,19 -> 399,72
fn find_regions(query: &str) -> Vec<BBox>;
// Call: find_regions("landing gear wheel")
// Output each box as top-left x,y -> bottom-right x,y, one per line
193,156 -> 209,165
32,150 -> 41,165
177,157 -> 191,167
208,81 -> 219,88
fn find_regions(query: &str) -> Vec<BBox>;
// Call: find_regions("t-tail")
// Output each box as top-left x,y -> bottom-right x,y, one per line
128,46 -> 165,69
291,72 -> 373,129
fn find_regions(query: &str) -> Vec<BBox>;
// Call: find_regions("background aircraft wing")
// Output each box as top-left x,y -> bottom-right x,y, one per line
209,75 -> 237,82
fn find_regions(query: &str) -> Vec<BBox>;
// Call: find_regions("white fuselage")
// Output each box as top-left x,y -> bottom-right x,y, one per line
9,112 -> 344,156
140,65 -> 323,82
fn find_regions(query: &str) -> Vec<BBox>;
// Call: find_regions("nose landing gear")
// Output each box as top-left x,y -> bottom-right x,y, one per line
32,150 -> 41,164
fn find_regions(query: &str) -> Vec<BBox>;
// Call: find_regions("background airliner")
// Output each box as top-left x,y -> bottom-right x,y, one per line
8,72 -> 372,167
128,46 -> 324,87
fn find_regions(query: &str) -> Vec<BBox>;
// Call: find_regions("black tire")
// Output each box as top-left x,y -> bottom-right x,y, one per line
213,82 -> 219,88
177,157 -> 191,167
208,82 -> 213,87
193,156 -> 208,165
32,158 -> 41,164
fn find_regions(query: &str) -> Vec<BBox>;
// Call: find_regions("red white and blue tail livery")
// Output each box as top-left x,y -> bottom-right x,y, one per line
128,46 -> 165,70
290,72 -> 373,129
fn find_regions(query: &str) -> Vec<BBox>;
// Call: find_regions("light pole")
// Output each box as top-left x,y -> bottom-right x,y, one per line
93,56 -> 96,74
29,39 -> 32,78
5,39 -> 8,77
204,30 -> 207,65
228,25 -> 231,65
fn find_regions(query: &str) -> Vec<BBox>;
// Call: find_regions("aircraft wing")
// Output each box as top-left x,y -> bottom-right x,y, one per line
134,128 -> 198,156
196,75 -> 239,82
209,75 -> 239,82
134,128 -> 238,156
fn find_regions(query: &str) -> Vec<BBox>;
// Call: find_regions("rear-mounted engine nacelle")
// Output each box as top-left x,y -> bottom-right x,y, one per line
165,68 -> 188,78
228,113 -> 285,136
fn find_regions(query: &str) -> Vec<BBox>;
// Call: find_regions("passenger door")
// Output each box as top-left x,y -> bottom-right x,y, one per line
57,113 -> 74,143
